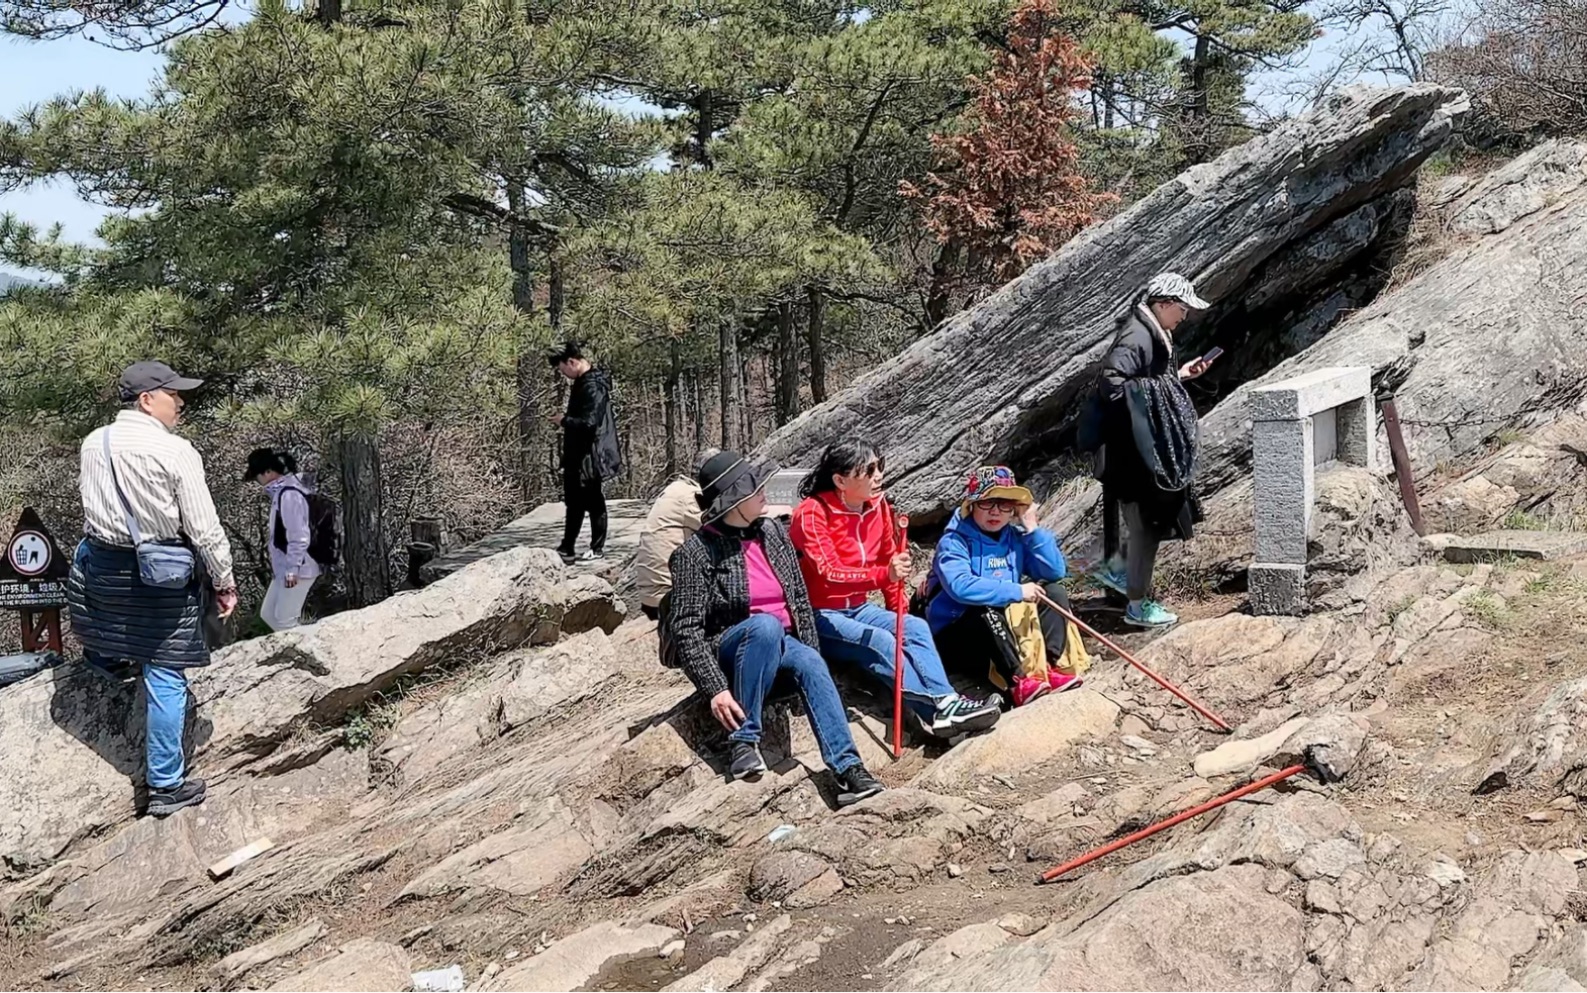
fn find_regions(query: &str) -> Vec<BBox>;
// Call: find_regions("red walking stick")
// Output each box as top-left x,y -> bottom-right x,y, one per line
892,513 -> 909,759
1038,764 -> 1306,883
1034,589 -> 1231,732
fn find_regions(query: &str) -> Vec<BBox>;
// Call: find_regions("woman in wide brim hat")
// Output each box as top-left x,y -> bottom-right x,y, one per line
664,450 -> 885,807
696,452 -> 778,526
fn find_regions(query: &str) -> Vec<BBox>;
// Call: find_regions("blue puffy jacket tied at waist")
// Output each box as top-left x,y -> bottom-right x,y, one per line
66,537 -> 212,668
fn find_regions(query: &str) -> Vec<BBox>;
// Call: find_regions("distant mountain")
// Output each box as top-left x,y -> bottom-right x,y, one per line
0,272 -> 43,295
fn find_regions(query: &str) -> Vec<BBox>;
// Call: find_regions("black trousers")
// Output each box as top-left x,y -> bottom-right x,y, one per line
559,468 -> 608,554
936,581 -> 1072,690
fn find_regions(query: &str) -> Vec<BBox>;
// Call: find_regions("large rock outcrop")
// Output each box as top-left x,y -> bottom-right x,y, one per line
0,546 -> 622,874
758,84 -> 1468,519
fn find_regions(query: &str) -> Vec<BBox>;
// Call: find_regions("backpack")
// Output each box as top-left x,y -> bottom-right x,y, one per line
273,486 -> 341,567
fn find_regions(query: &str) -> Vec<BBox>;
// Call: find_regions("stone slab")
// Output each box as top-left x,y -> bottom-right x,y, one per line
1253,418 -> 1314,564
1441,530 -> 1587,564
763,468 -> 808,510
1250,562 -> 1306,616
421,499 -> 646,583
1248,367 -> 1372,421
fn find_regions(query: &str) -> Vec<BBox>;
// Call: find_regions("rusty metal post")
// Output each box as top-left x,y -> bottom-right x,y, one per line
1380,398 -> 1425,536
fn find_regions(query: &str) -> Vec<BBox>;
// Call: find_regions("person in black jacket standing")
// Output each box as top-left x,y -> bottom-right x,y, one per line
1093,272 -> 1215,630
549,342 -> 622,564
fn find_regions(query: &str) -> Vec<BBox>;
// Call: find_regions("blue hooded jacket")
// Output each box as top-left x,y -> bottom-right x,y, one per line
925,508 -> 1067,633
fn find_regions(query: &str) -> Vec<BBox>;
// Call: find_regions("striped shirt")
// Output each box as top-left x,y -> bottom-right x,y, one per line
79,410 -> 236,590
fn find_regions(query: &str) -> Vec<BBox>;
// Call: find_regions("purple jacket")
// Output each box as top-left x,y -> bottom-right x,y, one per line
266,474 -> 320,581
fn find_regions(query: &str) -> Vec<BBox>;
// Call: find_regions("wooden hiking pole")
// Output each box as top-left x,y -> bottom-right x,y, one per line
892,512 -> 909,759
1034,589 -> 1231,732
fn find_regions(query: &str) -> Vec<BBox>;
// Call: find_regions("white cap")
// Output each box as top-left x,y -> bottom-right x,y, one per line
1146,271 -> 1210,309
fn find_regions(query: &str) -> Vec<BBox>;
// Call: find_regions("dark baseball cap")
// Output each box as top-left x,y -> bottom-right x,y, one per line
118,361 -> 204,402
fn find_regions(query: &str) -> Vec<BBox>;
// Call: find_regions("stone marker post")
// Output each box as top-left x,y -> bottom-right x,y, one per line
1248,367 -> 1375,615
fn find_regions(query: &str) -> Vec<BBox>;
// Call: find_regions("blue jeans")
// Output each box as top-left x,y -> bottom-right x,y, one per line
89,656 -> 189,789
718,614 -> 863,775
815,604 -> 957,719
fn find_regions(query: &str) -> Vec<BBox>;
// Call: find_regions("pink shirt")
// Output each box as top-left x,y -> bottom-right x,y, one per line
744,538 -> 793,630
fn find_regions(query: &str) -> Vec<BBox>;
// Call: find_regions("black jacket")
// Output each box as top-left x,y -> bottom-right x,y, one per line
562,368 -> 622,483
1095,308 -> 1201,538
665,518 -> 821,699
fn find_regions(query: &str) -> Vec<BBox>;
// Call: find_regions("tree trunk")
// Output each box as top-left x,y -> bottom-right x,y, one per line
1183,33 -> 1213,166
806,285 -> 827,404
548,254 -> 565,330
317,0 -> 341,25
718,322 -> 740,450
925,241 -> 962,328
775,300 -> 799,426
692,369 -> 705,449
665,338 -> 682,476
337,433 -> 392,608
694,90 -> 715,168
507,182 -> 542,506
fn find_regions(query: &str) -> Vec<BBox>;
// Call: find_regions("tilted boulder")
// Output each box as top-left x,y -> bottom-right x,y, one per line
759,84 -> 1468,519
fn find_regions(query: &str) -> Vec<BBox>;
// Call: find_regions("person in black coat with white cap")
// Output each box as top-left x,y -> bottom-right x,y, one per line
667,450 -> 884,806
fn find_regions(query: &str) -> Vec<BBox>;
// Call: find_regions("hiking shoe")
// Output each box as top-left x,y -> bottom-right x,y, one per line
730,742 -> 768,781
577,550 -> 605,562
835,765 -> 885,807
556,549 -> 577,565
1011,675 -> 1051,708
147,778 -> 206,817
1048,671 -> 1084,693
930,694 -> 1002,736
1124,600 -> 1178,629
1092,563 -> 1128,597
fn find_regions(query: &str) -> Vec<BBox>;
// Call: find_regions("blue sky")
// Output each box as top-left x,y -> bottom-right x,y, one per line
0,34 -> 164,244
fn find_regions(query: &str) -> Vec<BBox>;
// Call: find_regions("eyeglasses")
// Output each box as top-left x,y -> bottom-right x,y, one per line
974,500 -> 1020,513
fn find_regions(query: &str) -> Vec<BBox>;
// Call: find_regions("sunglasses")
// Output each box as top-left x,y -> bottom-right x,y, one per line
974,500 -> 1020,513
842,458 -> 885,479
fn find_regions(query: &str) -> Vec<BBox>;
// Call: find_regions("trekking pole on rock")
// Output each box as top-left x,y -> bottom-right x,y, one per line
1037,763 -> 1306,883
1034,590 -> 1231,733
892,514 -> 909,760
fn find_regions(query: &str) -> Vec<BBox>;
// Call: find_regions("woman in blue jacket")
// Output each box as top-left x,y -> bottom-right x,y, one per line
923,466 -> 1087,708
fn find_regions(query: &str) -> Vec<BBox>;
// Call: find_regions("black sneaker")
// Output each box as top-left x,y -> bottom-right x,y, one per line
577,550 -> 606,562
836,765 -> 885,807
556,550 -> 577,565
147,778 -> 206,817
730,742 -> 768,781
929,694 -> 1002,736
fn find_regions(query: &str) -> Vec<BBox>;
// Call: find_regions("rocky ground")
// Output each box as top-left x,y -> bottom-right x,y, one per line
7,99 -> 1587,993
7,421 -> 1587,992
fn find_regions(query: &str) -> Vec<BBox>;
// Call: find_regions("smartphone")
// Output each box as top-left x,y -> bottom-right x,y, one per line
1201,346 -> 1224,364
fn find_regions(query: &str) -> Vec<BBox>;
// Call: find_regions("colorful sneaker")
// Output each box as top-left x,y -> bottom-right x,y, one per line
929,694 -> 1002,736
1092,562 -> 1128,597
1124,600 -> 1178,629
1047,671 -> 1084,693
835,764 -> 885,807
1011,675 -> 1052,708
730,742 -> 768,780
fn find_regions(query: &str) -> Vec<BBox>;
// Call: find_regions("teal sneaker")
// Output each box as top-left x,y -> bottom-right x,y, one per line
1091,561 -> 1128,597
1124,600 -> 1178,629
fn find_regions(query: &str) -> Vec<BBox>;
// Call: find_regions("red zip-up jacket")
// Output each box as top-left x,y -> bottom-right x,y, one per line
789,491 -> 904,612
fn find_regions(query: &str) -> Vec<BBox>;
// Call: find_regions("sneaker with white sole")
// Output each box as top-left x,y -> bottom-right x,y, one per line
928,694 -> 1002,736
835,764 -> 884,807
1092,563 -> 1128,597
147,778 -> 206,817
577,550 -> 605,562
1124,600 -> 1178,629
730,742 -> 768,780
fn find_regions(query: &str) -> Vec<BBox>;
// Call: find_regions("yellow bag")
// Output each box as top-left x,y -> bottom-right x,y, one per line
1004,601 -> 1050,681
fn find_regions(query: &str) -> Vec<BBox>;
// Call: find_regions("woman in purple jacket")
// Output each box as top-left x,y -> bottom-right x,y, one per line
244,448 -> 321,630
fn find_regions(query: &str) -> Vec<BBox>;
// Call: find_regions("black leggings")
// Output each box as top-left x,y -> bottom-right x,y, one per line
936,582 -> 1072,690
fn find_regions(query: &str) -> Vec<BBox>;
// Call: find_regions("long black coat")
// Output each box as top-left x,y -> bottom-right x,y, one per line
562,368 -> 622,483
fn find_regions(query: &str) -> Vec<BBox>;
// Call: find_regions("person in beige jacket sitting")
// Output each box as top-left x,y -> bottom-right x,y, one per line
635,448 -> 721,622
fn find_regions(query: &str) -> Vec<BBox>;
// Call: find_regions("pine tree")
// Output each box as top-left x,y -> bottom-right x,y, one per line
901,0 -> 1116,319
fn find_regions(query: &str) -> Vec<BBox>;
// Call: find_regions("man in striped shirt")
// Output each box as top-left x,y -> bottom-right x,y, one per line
69,361 -> 237,817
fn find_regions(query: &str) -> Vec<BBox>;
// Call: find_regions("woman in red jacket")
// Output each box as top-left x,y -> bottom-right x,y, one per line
790,439 -> 1002,740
